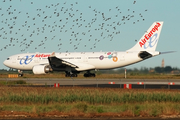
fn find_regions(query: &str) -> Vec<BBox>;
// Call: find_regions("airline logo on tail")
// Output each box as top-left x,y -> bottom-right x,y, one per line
139,22 -> 161,48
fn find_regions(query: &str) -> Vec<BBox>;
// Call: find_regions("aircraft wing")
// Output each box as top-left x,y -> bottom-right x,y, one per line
48,55 -> 78,69
48,52 -> 95,71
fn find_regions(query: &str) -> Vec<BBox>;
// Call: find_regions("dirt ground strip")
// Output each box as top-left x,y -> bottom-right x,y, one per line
0,111 -> 180,119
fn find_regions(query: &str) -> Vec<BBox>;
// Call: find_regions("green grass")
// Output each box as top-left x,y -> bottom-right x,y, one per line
0,87 -> 180,117
1,88 -> 180,104
0,102 -> 179,117
0,80 -> 26,85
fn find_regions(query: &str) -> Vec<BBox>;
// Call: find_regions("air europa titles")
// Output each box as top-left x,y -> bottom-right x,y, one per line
20,54 -> 50,65
139,22 -> 161,47
35,54 -> 50,57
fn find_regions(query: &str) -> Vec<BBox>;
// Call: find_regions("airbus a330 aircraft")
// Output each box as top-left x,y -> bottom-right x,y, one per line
4,21 -> 169,77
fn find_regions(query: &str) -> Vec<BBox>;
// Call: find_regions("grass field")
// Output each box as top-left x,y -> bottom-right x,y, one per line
0,87 -> 180,118
0,73 -> 180,118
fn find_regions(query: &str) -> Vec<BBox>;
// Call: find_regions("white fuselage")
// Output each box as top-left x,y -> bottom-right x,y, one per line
3,51 -> 144,71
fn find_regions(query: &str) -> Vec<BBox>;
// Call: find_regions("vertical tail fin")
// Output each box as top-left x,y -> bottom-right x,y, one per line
127,21 -> 164,51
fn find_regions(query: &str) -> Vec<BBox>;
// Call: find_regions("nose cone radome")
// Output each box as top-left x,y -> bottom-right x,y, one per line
3,60 -> 10,68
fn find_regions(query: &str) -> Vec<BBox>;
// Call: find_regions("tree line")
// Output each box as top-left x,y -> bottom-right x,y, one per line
98,66 -> 179,74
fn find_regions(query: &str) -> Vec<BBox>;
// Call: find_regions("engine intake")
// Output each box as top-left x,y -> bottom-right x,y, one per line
33,65 -> 52,74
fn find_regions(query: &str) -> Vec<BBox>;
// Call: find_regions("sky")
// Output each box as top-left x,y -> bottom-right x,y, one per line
0,0 -> 179,70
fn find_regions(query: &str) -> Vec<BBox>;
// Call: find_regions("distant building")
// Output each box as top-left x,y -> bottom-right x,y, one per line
149,69 -> 155,73
171,70 -> 180,75
161,59 -> 164,68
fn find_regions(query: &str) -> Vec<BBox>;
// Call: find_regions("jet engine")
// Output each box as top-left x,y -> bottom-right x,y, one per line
32,65 -> 52,74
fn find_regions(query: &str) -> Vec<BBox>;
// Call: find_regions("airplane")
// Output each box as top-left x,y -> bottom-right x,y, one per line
3,21 -> 171,77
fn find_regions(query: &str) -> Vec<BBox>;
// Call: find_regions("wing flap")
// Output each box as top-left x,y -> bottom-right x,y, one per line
62,60 -> 78,68
73,63 -> 95,71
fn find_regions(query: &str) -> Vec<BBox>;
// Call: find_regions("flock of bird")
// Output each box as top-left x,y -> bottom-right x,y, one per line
0,0 -> 148,52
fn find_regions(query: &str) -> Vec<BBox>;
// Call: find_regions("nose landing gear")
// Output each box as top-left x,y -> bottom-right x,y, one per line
18,70 -> 23,77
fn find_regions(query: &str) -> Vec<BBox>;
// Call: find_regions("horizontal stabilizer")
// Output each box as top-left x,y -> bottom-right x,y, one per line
160,51 -> 176,54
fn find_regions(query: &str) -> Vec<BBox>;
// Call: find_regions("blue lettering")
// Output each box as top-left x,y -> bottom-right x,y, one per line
20,55 -> 34,65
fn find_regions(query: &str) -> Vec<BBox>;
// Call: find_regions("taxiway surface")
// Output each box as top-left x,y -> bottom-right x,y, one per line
0,78 -> 180,89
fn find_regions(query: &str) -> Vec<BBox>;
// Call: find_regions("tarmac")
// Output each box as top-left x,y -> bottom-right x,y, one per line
0,78 -> 180,89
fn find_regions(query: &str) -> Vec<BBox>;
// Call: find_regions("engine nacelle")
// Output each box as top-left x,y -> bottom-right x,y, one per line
32,65 -> 52,74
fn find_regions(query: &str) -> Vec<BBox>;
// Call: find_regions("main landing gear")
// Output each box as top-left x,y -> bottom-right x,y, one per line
65,71 -> 96,77
84,71 -> 96,77
18,70 -> 23,77
65,71 -> 78,77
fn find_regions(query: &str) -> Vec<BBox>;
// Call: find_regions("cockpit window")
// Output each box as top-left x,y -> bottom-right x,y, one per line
7,58 -> 10,60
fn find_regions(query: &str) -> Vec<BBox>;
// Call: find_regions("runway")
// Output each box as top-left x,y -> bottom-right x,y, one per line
1,78 -> 180,89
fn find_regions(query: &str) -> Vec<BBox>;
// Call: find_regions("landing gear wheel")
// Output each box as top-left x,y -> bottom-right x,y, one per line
18,70 -> 23,77
74,74 -> 78,77
65,74 -> 70,77
84,73 -> 96,77
84,73 -> 88,77
70,74 -> 78,77
92,73 -> 95,77
65,72 -> 78,77
18,74 -> 23,77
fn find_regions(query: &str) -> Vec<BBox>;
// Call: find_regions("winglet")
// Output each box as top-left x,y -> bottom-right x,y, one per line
50,52 -> 55,57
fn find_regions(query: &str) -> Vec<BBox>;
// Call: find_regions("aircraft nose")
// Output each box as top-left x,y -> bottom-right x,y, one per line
3,60 -> 9,67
